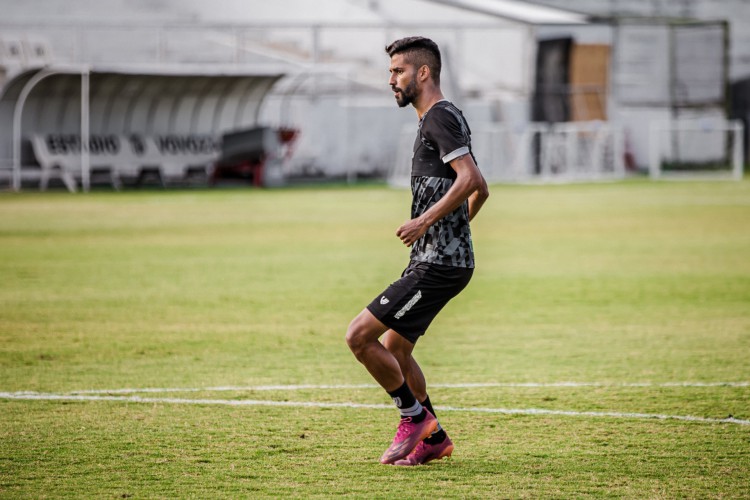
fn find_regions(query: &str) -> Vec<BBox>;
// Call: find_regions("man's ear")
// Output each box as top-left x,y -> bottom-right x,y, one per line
419,65 -> 430,82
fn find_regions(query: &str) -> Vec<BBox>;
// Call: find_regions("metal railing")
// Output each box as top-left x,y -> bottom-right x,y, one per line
389,121 -> 625,186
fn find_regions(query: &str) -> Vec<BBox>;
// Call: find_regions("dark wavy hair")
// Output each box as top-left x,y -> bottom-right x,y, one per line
385,36 -> 441,85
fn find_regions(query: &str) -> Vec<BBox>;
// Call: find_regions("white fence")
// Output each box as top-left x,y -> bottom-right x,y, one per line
648,120 -> 744,180
389,121 -> 625,186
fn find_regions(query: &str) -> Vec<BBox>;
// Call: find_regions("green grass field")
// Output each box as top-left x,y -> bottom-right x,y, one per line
1,180 -> 749,498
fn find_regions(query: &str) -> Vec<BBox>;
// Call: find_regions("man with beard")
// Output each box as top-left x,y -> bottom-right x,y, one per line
345,36 -> 489,466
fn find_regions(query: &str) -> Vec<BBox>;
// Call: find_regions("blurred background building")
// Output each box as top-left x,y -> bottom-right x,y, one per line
0,0 -> 744,191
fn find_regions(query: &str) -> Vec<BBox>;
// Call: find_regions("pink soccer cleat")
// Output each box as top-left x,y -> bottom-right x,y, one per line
379,411 -> 438,465
393,435 -> 454,466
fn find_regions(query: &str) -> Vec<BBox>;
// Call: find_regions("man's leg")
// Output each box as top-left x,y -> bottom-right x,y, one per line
346,309 -> 437,464
345,309 -> 406,391
383,331 -> 447,442
383,330 -> 453,466
382,330 -> 425,399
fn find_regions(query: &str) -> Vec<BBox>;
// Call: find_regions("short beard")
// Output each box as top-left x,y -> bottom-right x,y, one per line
393,79 -> 418,108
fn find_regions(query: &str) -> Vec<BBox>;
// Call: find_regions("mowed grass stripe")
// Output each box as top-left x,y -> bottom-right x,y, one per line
56,380 -> 750,394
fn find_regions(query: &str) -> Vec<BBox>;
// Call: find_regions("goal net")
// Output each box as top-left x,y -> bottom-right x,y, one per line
648,120 -> 744,180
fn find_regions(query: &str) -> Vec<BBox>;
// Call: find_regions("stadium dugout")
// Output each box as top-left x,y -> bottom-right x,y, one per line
0,64 -> 286,191
0,1 -> 740,187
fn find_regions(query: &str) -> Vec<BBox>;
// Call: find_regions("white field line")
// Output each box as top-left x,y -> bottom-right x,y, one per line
63,381 -> 750,395
1,391 -> 748,426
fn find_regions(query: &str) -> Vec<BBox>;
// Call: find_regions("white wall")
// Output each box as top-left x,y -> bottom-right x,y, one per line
529,0 -> 750,81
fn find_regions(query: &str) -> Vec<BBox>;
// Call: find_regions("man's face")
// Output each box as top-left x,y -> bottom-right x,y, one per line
389,53 -> 419,108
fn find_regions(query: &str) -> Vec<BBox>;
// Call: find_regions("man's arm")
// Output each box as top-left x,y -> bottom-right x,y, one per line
467,163 -> 489,221
396,153 -> 489,247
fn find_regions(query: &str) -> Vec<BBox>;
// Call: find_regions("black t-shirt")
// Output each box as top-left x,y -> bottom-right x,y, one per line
409,100 -> 475,269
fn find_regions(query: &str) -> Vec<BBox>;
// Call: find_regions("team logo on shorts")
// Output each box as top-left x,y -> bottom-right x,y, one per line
394,290 -> 422,319
380,296 -> 389,305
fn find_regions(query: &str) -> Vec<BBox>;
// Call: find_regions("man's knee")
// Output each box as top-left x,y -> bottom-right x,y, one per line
345,310 -> 382,358
345,317 -> 365,355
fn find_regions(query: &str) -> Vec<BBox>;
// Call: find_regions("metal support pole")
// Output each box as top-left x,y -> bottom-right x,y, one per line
81,68 -> 90,192
565,124 -> 576,174
648,122 -> 661,179
344,70 -> 354,185
732,120 -> 744,180
614,125 -> 625,177
12,66 -> 86,192
12,68 -> 59,191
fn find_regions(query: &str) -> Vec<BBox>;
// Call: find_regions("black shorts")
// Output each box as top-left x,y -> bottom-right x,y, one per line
366,260 -> 473,344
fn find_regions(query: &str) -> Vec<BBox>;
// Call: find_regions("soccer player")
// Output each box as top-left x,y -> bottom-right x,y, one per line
345,36 -> 489,466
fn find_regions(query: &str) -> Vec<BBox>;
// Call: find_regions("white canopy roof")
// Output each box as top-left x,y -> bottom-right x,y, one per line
432,0 -> 589,24
0,0 -> 588,26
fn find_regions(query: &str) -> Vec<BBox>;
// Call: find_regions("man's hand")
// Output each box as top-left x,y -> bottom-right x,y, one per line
396,216 -> 428,247
395,154 -> 488,248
